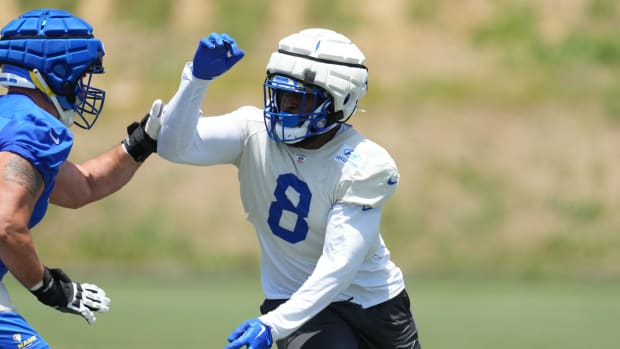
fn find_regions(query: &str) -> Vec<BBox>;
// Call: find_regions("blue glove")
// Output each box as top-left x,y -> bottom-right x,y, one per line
225,318 -> 273,349
192,32 -> 244,80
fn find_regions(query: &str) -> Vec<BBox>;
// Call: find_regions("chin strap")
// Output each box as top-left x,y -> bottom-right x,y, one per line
29,68 -> 75,127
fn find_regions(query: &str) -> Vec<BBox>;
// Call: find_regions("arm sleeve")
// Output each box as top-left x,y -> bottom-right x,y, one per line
157,62 -> 244,165
258,202 -> 382,340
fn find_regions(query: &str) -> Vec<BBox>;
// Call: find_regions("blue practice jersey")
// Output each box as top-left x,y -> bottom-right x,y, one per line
0,93 -> 73,279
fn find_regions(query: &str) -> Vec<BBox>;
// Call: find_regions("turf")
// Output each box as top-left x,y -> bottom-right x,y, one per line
4,274 -> 618,349
411,277 -> 619,349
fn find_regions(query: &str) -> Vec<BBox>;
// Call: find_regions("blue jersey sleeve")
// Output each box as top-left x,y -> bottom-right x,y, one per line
0,94 -> 73,228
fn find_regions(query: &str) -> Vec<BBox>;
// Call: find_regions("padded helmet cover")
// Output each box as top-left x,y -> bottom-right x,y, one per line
0,8 -> 105,97
266,28 -> 368,122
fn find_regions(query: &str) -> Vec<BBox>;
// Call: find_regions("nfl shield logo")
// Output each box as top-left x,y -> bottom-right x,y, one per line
296,153 -> 306,164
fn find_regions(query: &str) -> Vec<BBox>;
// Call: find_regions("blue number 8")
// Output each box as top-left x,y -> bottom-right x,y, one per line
267,173 -> 312,243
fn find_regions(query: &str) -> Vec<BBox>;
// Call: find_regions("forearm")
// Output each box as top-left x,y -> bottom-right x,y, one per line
81,144 -> 142,199
50,145 -> 141,208
260,266 -> 356,340
260,204 -> 381,340
0,153 -> 46,288
158,62 -> 212,161
0,226 -> 44,289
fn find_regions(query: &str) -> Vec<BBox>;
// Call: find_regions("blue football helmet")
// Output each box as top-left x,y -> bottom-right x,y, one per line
0,8 -> 106,129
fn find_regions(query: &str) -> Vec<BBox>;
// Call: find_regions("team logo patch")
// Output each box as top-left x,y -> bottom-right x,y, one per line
387,175 -> 399,185
13,334 -> 37,348
334,145 -> 361,166
295,153 -> 307,165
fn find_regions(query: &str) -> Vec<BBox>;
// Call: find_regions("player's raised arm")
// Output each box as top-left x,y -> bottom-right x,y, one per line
157,33 -> 245,162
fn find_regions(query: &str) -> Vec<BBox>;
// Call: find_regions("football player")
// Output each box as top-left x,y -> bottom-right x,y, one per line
154,29 -> 421,349
0,8 -> 159,348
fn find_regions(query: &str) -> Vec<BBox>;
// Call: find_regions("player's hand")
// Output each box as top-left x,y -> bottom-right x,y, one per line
225,318 -> 273,349
122,99 -> 164,162
30,267 -> 110,324
192,32 -> 244,80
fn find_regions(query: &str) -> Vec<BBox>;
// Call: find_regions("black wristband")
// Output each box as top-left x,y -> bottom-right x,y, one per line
122,114 -> 157,162
30,267 -> 72,308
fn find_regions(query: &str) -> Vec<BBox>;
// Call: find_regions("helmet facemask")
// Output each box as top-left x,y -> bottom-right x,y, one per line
263,74 -> 336,144
61,69 -> 106,129
30,66 -> 106,129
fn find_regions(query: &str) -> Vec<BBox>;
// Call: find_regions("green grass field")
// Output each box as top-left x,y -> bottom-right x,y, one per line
5,273 -> 618,349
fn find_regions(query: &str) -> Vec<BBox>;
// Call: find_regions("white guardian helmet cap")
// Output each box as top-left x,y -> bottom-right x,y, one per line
264,28 -> 368,143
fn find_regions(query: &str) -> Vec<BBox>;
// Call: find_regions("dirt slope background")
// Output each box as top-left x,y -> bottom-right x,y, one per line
2,0 -> 619,280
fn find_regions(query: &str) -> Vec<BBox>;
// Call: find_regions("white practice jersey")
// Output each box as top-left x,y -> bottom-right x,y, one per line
158,63 -> 406,340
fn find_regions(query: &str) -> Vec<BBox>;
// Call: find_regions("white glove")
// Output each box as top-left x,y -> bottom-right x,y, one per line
60,282 -> 110,324
30,267 -> 111,324
122,99 -> 165,162
144,99 -> 164,140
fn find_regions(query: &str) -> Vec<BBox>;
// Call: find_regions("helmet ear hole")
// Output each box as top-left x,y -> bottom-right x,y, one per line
61,82 -> 77,103
51,62 -> 69,79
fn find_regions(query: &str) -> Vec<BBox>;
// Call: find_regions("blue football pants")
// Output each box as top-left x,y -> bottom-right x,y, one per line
0,312 -> 50,349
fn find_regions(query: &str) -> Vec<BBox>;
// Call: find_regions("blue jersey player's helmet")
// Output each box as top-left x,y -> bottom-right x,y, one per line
0,8 -> 106,129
